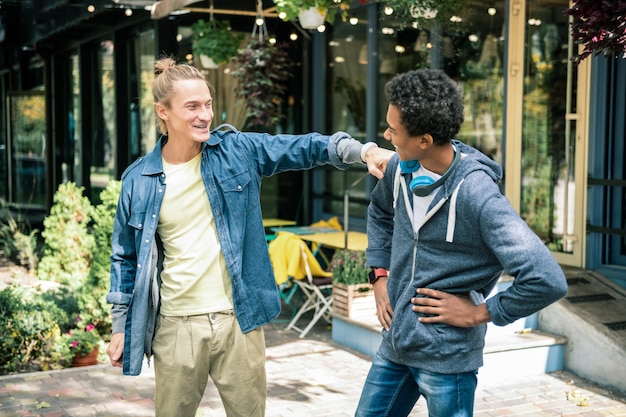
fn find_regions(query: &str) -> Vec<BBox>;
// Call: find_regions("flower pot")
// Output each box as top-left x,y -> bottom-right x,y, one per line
199,55 -> 219,69
71,347 -> 99,367
298,7 -> 326,29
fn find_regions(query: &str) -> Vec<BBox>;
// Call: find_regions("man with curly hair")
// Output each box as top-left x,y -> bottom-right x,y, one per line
355,69 -> 568,416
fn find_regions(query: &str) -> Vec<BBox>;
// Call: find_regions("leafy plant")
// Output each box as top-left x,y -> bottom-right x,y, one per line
330,249 -> 368,285
190,19 -> 244,65
232,40 -> 293,130
78,180 -> 121,338
54,318 -> 101,362
37,182 -> 95,290
381,0 -> 469,28
565,0 -> 626,64
273,0 -> 351,25
0,285 -> 62,374
0,209 -> 39,274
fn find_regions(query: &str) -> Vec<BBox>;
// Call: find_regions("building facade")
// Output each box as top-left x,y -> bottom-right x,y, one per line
0,0 -> 624,288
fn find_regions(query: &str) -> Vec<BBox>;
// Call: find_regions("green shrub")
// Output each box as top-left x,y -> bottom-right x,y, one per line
78,180 -> 121,337
0,286 -> 62,374
0,211 -> 40,273
37,182 -> 95,289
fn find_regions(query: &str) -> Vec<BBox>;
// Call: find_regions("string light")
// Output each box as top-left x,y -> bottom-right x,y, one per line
87,4 -> 96,13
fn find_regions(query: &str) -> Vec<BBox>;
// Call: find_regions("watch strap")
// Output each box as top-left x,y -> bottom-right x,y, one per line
368,267 -> 388,285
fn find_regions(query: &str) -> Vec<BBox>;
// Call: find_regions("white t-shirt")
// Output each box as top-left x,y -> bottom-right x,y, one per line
158,152 -> 233,316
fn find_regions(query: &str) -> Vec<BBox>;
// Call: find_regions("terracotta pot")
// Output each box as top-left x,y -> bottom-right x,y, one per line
71,347 -> 99,367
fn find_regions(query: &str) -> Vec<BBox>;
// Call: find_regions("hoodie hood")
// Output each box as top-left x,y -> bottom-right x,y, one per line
452,140 -> 502,187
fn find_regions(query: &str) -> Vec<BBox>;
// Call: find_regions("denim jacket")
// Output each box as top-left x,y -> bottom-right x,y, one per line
106,124 -> 364,376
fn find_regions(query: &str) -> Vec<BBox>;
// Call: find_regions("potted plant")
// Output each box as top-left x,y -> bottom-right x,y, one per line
380,0 -> 469,28
190,19 -> 244,68
330,249 -> 375,318
273,0 -> 351,28
231,39 -> 293,130
565,0 -> 626,64
54,319 -> 102,367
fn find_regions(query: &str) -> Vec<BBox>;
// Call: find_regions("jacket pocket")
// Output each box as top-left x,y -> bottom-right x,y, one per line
128,211 -> 146,251
219,170 -> 255,214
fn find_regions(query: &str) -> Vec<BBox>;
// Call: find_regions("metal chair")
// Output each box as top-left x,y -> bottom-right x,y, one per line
285,241 -> 334,338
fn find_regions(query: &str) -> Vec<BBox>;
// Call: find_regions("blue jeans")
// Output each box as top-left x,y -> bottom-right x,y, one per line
355,353 -> 477,417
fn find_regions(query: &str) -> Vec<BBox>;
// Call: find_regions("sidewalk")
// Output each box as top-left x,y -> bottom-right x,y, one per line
1,311 -> 625,417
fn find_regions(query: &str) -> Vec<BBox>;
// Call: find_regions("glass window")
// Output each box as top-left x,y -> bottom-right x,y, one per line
90,40 -> 117,198
8,92 -> 46,207
321,3 -> 507,227
377,4 -> 506,164
136,30 -> 158,155
323,6 -> 371,225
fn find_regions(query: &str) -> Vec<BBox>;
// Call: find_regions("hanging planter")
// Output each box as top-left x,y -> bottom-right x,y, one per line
381,0 -> 468,29
273,0 -> 350,27
565,0 -> 626,64
232,39 -> 293,130
199,55 -> 219,69
190,19 -> 244,67
298,7 -> 326,29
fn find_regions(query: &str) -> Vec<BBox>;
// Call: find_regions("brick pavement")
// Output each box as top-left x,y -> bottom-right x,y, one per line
1,313 -> 625,417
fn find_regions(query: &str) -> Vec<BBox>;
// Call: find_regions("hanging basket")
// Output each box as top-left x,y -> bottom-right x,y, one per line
298,7 -> 326,29
199,55 -> 219,69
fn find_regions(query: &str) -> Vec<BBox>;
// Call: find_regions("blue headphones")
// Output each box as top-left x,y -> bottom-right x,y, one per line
399,146 -> 461,197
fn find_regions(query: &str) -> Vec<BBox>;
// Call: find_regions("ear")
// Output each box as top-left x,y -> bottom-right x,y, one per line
418,134 -> 434,149
155,103 -> 168,121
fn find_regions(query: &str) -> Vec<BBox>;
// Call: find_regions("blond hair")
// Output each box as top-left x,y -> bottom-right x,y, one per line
152,56 -> 212,135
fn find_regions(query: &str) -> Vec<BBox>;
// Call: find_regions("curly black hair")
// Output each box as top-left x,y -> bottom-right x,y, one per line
384,69 -> 464,145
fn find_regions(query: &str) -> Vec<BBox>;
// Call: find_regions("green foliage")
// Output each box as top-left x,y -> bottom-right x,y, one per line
380,0 -> 469,29
0,180 -> 121,372
78,180 -> 121,337
232,40 -> 293,130
37,182 -> 95,289
190,19 -> 244,65
55,319 -> 101,360
0,286 -> 62,374
565,0 -> 626,64
0,211 -> 39,273
273,0 -> 350,24
330,249 -> 368,285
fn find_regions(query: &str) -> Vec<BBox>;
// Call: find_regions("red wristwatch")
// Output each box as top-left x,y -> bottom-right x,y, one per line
368,268 -> 388,285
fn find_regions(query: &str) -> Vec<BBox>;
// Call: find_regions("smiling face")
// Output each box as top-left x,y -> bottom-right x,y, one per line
156,78 -> 214,144
383,104 -> 423,161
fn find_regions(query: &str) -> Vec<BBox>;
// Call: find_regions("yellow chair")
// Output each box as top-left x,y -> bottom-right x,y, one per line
269,231 -> 333,338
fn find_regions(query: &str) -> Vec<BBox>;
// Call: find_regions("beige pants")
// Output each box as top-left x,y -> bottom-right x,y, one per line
152,312 -> 266,417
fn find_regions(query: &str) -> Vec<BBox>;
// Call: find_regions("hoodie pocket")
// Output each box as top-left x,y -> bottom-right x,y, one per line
392,309 -> 486,357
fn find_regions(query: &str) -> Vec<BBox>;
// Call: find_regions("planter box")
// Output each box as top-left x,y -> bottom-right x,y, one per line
332,283 -> 375,318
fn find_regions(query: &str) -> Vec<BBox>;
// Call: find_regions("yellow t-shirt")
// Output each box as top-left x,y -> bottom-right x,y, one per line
158,152 -> 233,316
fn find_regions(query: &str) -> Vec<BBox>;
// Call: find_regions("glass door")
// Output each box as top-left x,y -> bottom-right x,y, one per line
507,0 -> 588,267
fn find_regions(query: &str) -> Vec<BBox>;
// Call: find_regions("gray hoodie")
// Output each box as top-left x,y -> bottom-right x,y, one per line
366,141 -> 568,374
